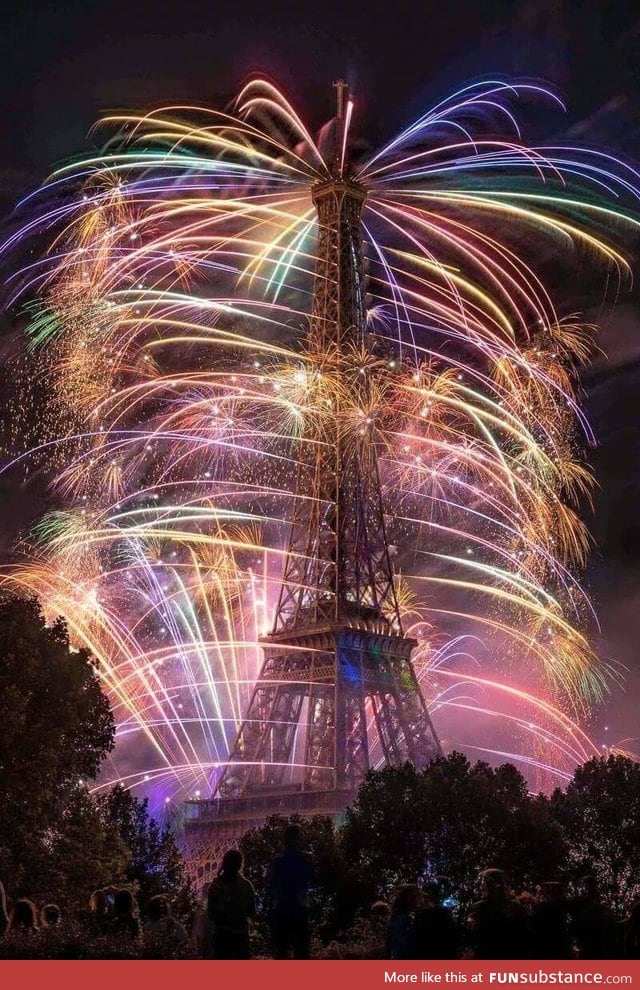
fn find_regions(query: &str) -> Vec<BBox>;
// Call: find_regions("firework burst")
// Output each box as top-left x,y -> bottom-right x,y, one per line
2,78 -> 639,801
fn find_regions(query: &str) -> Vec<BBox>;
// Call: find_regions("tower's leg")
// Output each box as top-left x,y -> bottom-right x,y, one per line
336,683 -> 370,788
370,691 -> 408,765
303,685 -> 335,790
218,680 -> 306,796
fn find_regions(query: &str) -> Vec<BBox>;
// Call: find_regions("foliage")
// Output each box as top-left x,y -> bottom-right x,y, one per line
98,784 -> 197,922
0,595 -> 120,898
30,787 -> 129,906
0,924 -> 197,960
314,915 -> 388,959
342,753 -> 567,906
550,755 -> 640,913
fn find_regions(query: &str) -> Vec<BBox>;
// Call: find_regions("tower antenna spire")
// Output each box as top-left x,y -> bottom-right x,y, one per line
333,79 -> 351,175
334,78 -> 348,121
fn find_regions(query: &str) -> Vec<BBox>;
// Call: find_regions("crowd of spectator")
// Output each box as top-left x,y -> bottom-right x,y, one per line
2,824 -> 640,960
384,869 -> 640,960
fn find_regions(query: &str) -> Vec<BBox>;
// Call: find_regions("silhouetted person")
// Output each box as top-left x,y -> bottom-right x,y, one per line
11,898 -> 39,932
0,882 -> 9,938
144,894 -> 187,952
624,902 -> 640,959
469,869 -> 528,959
207,849 -> 256,959
413,880 -> 459,959
387,885 -> 419,960
571,876 -> 612,959
108,889 -> 140,940
193,884 -> 214,959
369,901 -> 391,958
85,889 -> 110,937
531,882 -> 574,959
40,904 -> 61,928
267,823 -> 315,959
89,889 -> 107,915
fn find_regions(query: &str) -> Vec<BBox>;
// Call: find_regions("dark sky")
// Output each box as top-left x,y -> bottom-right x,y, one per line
2,0 -> 640,201
1,0 -> 640,747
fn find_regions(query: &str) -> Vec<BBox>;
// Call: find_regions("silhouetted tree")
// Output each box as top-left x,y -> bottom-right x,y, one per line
0,595 -> 121,897
550,754 -> 640,914
342,753 -> 566,905
99,785 -> 196,920
40,787 -> 129,905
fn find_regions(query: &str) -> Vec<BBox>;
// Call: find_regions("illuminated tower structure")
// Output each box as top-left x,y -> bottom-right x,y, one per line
184,83 -> 442,881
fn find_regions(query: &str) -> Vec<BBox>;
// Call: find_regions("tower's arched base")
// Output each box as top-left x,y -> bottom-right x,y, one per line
182,786 -> 354,888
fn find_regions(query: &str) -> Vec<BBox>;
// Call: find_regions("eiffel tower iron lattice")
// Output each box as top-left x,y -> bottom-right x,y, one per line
183,83 -> 442,881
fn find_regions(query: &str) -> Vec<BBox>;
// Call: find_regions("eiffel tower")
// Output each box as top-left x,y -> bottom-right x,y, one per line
184,83 -> 442,882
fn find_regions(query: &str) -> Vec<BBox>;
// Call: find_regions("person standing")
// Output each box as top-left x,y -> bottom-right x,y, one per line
267,824 -> 315,959
144,894 -> 187,956
468,869 -> 528,960
624,902 -> 640,959
413,881 -> 459,959
207,849 -> 256,959
192,883 -> 214,959
530,882 -> 574,960
107,889 -> 141,942
571,876 -> 613,959
387,885 -> 419,959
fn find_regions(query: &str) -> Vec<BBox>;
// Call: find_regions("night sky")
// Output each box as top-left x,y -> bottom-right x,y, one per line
1,0 -> 639,748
